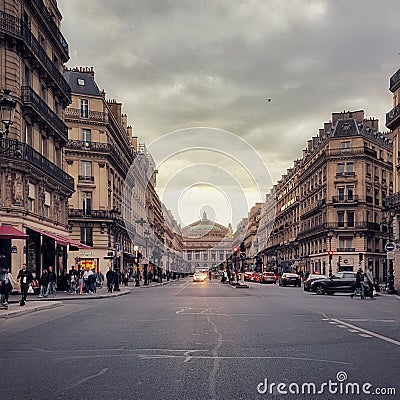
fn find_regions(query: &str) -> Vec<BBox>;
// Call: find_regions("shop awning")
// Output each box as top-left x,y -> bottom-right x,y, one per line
29,227 -> 69,246
0,225 -> 28,240
68,238 -> 91,250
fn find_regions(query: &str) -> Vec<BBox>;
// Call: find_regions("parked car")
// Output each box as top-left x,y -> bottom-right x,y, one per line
278,273 -> 301,287
252,272 -> 262,283
260,271 -> 277,284
310,272 -> 357,295
303,274 -> 328,291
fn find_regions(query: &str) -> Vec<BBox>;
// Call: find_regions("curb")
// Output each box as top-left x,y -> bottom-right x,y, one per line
0,301 -> 63,320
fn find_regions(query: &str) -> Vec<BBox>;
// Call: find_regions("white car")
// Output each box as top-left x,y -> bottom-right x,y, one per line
193,272 -> 207,282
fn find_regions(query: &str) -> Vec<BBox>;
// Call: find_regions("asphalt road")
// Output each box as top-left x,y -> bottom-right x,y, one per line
0,278 -> 399,400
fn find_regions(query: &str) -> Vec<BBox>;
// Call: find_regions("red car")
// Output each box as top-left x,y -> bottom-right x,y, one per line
252,272 -> 262,282
260,271 -> 278,284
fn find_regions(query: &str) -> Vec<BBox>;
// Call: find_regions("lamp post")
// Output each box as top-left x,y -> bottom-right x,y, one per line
0,90 -> 16,138
327,230 -> 334,277
110,208 -> 121,291
384,210 -> 397,294
143,229 -> 150,285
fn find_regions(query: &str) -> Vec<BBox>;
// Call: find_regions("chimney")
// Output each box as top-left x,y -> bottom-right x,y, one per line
307,139 -> 313,151
122,113 -> 128,129
107,100 -> 122,126
131,135 -> 138,151
312,136 -> 319,148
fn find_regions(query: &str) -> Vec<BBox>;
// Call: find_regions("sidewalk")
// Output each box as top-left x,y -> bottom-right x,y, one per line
0,279 -> 173,320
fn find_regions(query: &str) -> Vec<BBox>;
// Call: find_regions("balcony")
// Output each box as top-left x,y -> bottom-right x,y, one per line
0,138 -> 74,191
65,108 -> 108,123
326,147 -> 377,158
389,68 -> 400,92
332,195 -> 358,204
27,0 -> 69,60
66,140 -> 109,153
385,191 -> 400,209
21,86 -> 68,142
78,175 -> 94,183
0,11 -> 71,102
386,103 -> 400,131
68,209 -> 111,219
335,172 -> 355,177
336,248 -> 355,252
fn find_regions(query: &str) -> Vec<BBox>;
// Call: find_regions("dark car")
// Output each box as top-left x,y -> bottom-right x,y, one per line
311,272 -> 356,295
304,274 -> 328,291
278,273 -> 301,287
260,271 -> 277,284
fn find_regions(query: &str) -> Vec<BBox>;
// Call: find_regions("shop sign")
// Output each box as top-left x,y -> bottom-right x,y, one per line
80,250 -> 95,257
11,246 -> 17,253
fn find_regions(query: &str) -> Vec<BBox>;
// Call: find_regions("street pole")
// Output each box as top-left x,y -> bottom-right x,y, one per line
387,213 -> 396,294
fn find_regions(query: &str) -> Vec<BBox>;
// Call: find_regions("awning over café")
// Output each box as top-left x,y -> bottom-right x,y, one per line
0,225 -> 29,240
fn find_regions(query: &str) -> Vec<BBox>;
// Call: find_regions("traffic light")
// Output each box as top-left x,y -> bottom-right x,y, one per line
240,241 -> 246,253
358,253 -> 363,262
233,246 -> 238,256
328,250 -> 333,260
138,248 -> 143,259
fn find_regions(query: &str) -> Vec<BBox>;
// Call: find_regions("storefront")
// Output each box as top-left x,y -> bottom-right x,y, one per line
0,224 -> 28,276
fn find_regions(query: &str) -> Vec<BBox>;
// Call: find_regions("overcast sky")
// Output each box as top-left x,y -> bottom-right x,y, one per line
59,0 -> 400,228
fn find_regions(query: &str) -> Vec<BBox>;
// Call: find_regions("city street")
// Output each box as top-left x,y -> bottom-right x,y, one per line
1,278 -> 399,400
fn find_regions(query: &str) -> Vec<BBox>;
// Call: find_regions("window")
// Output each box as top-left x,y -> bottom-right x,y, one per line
195,252 -> 200,261
82,129 -> 91,144
347,211 -> 354,227
25,123 -> 33,146
203,253 -> 208,261
80,161 -> 92,178
219,252 -> 224,261
337,211 -> 345,228
43,191 -> 51,217
81,191 -> 92,214
24,65 -> 30,86
80,99 -> 89,118
339,237 -> 353,250
78,78 -> 85,86
28,183 -> 35,212
187,253 -> 192,261
346,163 -> 353,173
338,187 -> 345,200
337,163 -> 345,174
341,141 -> 351,154
211,252 -> 216,261
347,186 -> 354,200
80,226 -> 93,246
40,134 -> 48,158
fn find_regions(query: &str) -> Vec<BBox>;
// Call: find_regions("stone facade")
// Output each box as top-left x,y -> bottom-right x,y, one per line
0,0 -> 74,277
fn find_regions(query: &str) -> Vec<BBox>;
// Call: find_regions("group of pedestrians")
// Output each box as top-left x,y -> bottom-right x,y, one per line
351,267 -> 375,299
66,266 -> 104,295
38,266 -> 57,298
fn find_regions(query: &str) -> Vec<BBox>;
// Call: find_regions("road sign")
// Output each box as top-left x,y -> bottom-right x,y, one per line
240,252 -> 246,259
385,242 -> 395,252
115,242 -> 120,252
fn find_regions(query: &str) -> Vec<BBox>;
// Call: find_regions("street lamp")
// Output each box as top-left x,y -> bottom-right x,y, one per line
0,90 -> 16,138
327,230 -> 334,277
143,229 -> 150,285
384,210 -> 397,294
110,207 -> 121,291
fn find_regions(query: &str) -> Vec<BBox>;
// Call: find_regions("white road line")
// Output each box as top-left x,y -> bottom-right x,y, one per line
348,329 -> 359,333
359,334 -> 373,338
330,318 -> 400,347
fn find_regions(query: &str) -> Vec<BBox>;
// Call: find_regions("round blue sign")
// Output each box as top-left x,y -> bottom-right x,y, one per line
385,242 -> 395,252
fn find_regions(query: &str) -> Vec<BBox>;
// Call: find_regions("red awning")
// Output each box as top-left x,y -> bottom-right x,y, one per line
0,225 -> 28,240
29,227 -> 69,246
28,227 -> 90,249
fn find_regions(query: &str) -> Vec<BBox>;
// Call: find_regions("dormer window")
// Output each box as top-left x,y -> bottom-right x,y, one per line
78,78 -> 85,86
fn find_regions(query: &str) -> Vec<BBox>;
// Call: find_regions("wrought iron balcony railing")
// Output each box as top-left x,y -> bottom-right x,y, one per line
0,138 -> 74,190
332,195 -> 358,203
68,209 -> 111,219
66,140 -> 109,152
27,0 -> 69,57
386,103 -> 400,130
390,68 -> 400,92
21,86 -> 68,142
385,191 -> 400,208
325,147 -> 377,158
65,108 -> 108,123
0,11 -> 71,102
78,175 -> 95,183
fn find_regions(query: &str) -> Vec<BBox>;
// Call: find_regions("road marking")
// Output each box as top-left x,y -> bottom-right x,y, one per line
347,329 -> 359,333
330,318 -> 400,347
328,321 -> 338,324
336,325 -> 347,328
58,368 -> 108,395
359,334 -> 373,338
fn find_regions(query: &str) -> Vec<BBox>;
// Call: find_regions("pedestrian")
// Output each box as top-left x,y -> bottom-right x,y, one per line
3,267 -> 16,304
78,270 -> 84,294
123,270 -> 129,286
351,267 -> 365,299
89,268 -> 97,293
39,269 -> 48,297
83,268 -> 92,293
97,271 -> 104,289
106,266 -> 115,293
208,270 -> 212,281
45,266 -> 57,297
17,264 -> 32,304
364,268 -> 375,299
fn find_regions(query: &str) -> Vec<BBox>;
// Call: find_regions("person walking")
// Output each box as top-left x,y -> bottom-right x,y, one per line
351,267 -> 365,299
208,270 -> 212,282
78,270 -> 84,294
3,267 -> 16,304
17,264 -> 32,304
106,266 -> 115,293
89,268 -> 97,293
45,266 -> 57,297
39,269 -> 49,297
365,268 -> 375,299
